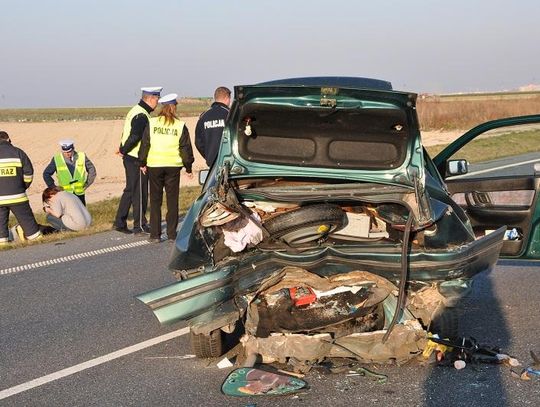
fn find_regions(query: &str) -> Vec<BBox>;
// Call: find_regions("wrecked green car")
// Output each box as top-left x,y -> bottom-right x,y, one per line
138,77 -> 540,364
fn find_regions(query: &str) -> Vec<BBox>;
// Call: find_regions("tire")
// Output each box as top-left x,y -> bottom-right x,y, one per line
428,307 -> 459,338
264,204 -> 345,245
190,328 -> 223,358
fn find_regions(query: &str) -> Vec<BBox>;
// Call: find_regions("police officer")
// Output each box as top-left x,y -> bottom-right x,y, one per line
195,86 -> 231,167
138,93 -> 194,242
43,140 -> 96,205
0,131 -> 41,244
113,86 -> 162,234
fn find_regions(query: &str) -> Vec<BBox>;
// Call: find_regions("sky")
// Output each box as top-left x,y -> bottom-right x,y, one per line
1,0 -> 539,108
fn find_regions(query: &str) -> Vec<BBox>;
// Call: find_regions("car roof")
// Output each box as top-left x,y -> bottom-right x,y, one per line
256,76 -> 393,91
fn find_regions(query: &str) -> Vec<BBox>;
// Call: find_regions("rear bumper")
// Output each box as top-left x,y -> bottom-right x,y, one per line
137,227 -> 504,325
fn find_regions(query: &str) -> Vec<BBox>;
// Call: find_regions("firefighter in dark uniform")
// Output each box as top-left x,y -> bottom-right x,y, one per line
113,86 -> 162,234
42,140 -> 97,206
195,86 -> 231,167
0,131 -> 41,244
138,93 -> 194,242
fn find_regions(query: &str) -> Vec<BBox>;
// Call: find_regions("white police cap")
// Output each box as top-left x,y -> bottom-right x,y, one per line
140,87 -> 163,96
158,93 -> 178,105
59,140 -> 74,152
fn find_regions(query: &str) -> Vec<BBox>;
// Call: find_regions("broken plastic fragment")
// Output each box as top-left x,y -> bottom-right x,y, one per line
454,360 -> 466,370
217,357 -> 234,369
221,368 -> 307,397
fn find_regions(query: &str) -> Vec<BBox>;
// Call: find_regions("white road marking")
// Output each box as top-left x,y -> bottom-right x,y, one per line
0,240 -> 151,276
0,327 -> 190,400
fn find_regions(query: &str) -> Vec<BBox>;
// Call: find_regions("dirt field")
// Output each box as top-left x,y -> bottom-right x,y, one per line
0,119 -> 461,211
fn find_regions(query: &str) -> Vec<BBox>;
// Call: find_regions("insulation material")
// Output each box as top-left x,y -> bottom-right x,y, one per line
407,284 -> 447,326
242,323 -> 426,365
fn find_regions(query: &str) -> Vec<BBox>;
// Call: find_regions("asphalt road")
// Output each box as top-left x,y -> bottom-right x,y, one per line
451,152 -> 540,179
1,231 -> 539,406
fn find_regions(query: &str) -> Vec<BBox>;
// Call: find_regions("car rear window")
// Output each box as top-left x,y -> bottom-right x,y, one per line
237,104 -> 410,170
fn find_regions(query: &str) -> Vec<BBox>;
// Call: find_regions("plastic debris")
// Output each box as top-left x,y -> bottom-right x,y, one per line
513,350 -> 540,380
503,228 -> 520,240
422,333 -> 452,359
221,368 -> 307,396
454,360 -> 466,370
217,357 -> 234,369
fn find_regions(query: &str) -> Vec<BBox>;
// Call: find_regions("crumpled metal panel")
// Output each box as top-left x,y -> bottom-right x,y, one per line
242,322 -> 426,365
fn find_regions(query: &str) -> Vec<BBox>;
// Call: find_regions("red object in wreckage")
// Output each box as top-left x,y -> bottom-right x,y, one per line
289,286 -> 317,307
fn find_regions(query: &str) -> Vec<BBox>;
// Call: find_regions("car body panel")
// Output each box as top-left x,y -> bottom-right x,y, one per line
433,114 -> 540,259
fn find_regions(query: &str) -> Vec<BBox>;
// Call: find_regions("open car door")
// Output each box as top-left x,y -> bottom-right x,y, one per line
433,114 -> 540,259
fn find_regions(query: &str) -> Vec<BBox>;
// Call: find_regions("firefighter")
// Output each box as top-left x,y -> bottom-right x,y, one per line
43,140 -> 96,205
0,131 -> 41,244
138,93 -> 194,242
113,86 -> 162,235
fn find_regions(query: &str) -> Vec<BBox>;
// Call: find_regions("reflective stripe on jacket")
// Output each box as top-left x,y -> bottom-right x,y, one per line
146,117 -> 185,167
53,152 -> 87,195
121,105 -> 150,158
0,141 -> 33,206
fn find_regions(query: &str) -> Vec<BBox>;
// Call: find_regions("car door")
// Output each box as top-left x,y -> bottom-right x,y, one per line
432,114 -> 540,259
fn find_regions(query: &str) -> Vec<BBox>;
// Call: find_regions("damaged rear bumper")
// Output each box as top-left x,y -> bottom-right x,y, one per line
136,227 -> 504,326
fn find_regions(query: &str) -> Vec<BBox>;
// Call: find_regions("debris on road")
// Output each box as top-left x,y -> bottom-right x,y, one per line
512,350 -> 540,380
345,366 -> 388,384
217,357 -> 234,369
221,368 -> 306,397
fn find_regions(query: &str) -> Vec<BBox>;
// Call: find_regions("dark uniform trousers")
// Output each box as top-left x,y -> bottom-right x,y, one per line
114,156 -> 148,230
148,167 -> 181,240
0,202 -> 40,240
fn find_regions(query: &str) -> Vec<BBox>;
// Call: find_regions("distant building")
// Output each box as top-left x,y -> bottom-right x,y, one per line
518,84 -> 540,92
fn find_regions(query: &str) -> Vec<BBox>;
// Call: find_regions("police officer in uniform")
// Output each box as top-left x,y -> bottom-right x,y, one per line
195,86 -> 231,167
138,93 -> 194,242
43,140 -> 96,205
0,131 -> 41,244
113,86 -> 162,234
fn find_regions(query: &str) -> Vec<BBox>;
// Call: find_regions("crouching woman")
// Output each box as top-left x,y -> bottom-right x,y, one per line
42,186 -> 92,232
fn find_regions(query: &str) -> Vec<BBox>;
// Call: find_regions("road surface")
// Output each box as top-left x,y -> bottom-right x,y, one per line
1,232 -> 539,406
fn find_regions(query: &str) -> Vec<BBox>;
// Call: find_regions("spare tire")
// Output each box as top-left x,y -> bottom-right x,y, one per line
264,203 -> 345,245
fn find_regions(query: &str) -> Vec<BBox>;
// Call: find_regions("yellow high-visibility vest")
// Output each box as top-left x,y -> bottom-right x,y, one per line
53,152 -> 87,195
146,117 -> 185,167
121,105 -> 150,158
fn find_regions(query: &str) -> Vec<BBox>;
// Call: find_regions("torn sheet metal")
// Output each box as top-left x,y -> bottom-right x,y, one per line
240,267 -> 427,364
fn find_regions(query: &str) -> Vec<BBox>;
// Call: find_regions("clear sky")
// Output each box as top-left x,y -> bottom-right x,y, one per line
1,0 -> 539,108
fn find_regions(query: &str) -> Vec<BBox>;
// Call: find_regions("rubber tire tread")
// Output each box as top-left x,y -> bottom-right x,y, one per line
264,203 -> 345,238
190,329 -> 223,359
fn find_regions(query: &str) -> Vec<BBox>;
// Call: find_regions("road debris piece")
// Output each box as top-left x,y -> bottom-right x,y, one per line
217,357 -> 234,369
346,367 -> 388,384
512,350 -> 540,380
221,368 -> 306,397
454,360 -> 466,370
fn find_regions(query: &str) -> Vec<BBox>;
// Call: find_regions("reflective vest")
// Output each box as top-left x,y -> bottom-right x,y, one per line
146,117 -> 185,167
53,152 -> 87,195
121,105 -> 150,158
